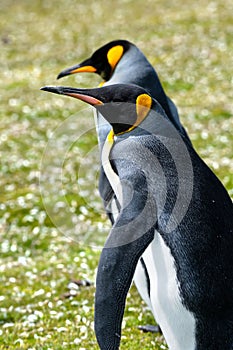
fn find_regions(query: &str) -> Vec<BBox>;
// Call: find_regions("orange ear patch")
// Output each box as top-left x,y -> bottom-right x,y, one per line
115,93 -> 152,136
107,45 -> 124,71
136,93 -> 152,124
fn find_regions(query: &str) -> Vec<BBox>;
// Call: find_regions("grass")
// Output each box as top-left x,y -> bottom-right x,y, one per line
0,0 -> 232,348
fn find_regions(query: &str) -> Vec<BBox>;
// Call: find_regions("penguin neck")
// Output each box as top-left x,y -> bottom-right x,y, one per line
107,45 -> 153,86
94,109 -> 112,151
115,108 -> 179,141
101,129 -> 123,205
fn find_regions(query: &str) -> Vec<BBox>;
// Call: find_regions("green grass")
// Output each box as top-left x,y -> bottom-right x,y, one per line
0,0 -> 232,348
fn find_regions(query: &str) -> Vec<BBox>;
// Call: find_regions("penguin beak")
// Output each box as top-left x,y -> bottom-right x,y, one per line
40,86 -> 103,106
57,58 -> 97,79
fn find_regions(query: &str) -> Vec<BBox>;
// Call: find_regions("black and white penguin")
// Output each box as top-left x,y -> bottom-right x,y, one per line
57,40 -> 191,321
41,84 -> 233,350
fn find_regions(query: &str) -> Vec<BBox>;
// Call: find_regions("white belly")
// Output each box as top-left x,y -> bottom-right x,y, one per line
138,230 -> 196,350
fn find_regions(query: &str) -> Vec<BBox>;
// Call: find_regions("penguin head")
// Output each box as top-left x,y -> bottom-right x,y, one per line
57,40 -> 131,81
41,84 -> 153,135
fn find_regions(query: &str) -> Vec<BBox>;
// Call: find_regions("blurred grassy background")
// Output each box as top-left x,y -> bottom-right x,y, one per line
0,0 -> 232,349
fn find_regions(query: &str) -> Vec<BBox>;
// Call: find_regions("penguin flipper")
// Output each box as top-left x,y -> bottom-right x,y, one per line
95,231 -> 155,349
94,171 -> 156,349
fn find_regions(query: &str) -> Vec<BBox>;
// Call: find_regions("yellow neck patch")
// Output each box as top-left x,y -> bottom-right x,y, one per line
98,81 -> 105,87
107,128 -> 115,143
107,45 -> 124,71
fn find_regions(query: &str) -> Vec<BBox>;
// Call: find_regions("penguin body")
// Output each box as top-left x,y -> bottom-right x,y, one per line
57,41 -> 191,318
41,84 -> 233,350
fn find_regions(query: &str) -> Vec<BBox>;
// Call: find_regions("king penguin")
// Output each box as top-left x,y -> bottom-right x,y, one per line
41,83 -> 233,350
57,39 -> 190,142
56,40 -> 192,321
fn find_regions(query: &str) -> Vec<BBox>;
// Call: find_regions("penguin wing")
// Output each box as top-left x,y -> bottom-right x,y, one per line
94,164 -> 156,349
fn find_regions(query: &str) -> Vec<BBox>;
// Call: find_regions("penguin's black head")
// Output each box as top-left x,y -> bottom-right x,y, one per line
41,84 -> 153,135
57,40 -> 131,81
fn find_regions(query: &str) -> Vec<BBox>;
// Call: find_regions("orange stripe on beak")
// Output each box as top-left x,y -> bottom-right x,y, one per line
70,65 -> 97,74
65,92 -> 103,106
